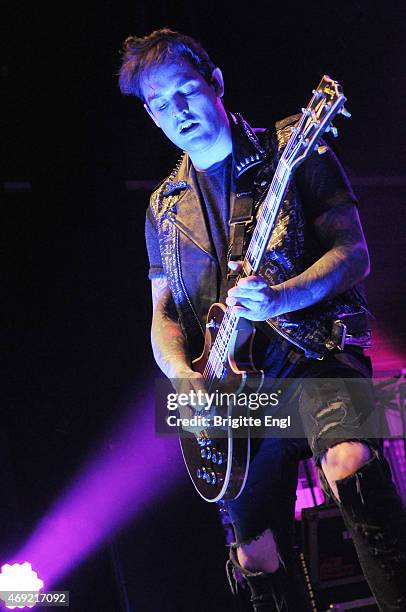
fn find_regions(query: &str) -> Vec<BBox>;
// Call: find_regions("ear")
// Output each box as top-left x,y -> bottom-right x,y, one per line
211,67 -> 225,98
144,103 -> 161,128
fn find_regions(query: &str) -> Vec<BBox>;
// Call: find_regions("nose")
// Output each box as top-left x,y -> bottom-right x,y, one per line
171,93 -> 189,118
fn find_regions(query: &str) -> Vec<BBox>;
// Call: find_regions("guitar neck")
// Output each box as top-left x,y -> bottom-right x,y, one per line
243,153 -> 292,275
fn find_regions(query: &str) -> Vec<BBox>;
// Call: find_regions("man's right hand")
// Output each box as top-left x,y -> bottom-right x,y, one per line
169,366 -> 209,436
170,366 -> 206,402
150,276 -> 208,435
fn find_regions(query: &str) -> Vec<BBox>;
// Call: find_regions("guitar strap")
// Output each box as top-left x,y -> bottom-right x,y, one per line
227,169 -> 255,289
227,128 -> 277,290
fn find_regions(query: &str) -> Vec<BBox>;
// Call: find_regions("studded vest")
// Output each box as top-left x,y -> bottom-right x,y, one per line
148,113 -> 369,360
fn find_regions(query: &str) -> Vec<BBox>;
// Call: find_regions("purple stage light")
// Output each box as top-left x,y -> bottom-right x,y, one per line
294,459 -> 324,519
369,329 -> 406,372
0,562 -> 43,609
10,386 -> 184,588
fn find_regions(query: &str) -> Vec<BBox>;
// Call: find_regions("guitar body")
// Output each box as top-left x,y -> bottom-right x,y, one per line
179,303 -> 264,502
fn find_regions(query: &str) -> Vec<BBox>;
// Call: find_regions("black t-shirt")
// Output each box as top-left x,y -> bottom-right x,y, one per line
294,139 -> 358,221
194,154 -> 232,302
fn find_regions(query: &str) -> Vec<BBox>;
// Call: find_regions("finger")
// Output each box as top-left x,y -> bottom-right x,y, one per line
227,300 -> 262,319
236,276 -> 268,289
226,296 -> 263,309
178,405 -> 206,435
173,372 -> 208,411
189,376 -> 209,410
231,305 -> 261,321
173,372 -> 204,398
228,286 -> 264,300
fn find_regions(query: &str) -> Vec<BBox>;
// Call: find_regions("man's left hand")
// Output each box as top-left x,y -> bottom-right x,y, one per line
226,263 -> 284,321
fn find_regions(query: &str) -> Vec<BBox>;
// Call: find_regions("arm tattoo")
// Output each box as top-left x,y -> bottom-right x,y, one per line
275,203 -> 370,312
150,275 -> 191,376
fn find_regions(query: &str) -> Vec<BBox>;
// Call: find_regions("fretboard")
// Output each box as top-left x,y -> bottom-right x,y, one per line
244,156 -> 291,274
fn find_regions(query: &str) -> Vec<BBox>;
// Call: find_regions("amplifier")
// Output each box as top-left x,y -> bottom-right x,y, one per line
301,504 -> 364,590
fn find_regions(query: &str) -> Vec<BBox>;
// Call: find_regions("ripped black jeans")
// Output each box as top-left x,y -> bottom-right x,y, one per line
224,347 -> 406,611
225,345 -> 376,545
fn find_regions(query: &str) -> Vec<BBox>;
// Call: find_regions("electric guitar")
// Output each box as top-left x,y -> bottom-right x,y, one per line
179,75 -> 351,502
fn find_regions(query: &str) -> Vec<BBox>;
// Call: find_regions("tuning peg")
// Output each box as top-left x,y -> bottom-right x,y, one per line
340,106 -> 351,118
325,124 -> 338,138
312,89 -> 324,98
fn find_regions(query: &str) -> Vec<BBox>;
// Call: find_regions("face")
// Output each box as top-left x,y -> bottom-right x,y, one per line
141,60 -> 230,164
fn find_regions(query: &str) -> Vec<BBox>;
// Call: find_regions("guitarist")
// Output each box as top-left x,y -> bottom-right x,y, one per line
119,28 -> 406,611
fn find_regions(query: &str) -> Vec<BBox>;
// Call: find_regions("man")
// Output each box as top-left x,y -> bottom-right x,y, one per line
119,29 -> 406,611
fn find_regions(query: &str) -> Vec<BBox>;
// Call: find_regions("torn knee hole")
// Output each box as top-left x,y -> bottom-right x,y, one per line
316,401 -> 345,419
236,528 -> 275,549
236,531 -> 281,574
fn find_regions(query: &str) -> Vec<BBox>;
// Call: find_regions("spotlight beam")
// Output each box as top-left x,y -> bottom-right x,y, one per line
10,388 -> 183,587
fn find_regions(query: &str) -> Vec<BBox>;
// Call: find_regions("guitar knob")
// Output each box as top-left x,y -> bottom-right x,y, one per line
206,448 -> 212,460
212,453 -> 217,463
210,472 -> 217,485
216,452 -> 224,465
201,448 -> 206,459
196,468 -> 202,479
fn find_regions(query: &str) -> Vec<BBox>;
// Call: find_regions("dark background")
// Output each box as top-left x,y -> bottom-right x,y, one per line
2,2 -> 405,611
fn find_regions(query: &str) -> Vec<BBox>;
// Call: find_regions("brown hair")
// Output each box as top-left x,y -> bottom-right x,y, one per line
118,28 -> 216,102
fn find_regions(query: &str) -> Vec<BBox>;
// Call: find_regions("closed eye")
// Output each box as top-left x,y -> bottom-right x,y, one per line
180,80 -> 200,96
150,99 -> 168,113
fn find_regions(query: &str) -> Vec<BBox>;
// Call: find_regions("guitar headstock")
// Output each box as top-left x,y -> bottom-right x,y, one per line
285,75 -> 350,170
